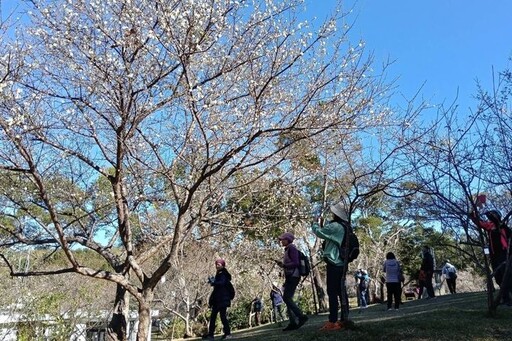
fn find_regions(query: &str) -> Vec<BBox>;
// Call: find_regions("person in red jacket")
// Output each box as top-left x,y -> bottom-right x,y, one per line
470,210 -> 511,303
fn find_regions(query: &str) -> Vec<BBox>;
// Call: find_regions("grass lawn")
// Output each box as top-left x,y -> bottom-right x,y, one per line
182,292 -> 512,341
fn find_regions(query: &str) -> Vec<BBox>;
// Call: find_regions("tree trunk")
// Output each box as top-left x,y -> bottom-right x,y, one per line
486,274 -> 497,317
312,266 -> 328,312
107,284 -> 129,341
136,290 -> 154,341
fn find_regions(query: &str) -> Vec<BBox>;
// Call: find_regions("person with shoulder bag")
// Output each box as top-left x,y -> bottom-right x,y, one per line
442,260 -> 458,294
275,232 -> 308,331
311,202 -> 350,331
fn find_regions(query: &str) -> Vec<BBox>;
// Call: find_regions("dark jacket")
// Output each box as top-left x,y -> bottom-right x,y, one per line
209,268 -> 233,308
420,251 -> 434,273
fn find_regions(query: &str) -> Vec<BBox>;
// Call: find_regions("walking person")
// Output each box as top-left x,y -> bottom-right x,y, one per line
383,252 -> 403,310
275,232 -> 308,331
203,259 -> 233,340
354,269 -> 370,309
442,260 -> 458,294
311,202 -> 350,331
250,296 -> 263,326
419,246 -> 436,299
270,284 -> 285,324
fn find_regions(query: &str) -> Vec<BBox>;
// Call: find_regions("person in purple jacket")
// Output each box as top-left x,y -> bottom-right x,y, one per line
275,232 -> 308,331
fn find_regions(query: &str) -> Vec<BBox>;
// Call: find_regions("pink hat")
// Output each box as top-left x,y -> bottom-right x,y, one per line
278,232 -> 295,243
215,258 -> 226,267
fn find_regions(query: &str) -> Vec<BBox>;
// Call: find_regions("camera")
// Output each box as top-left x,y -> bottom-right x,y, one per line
207,276 -> 215,284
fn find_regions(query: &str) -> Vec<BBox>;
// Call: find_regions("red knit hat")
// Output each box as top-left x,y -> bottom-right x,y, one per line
215,258 -> 226,267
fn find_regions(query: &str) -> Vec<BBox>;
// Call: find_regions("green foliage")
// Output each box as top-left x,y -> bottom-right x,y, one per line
17,292 -> 77,341
228,301 -> 252,330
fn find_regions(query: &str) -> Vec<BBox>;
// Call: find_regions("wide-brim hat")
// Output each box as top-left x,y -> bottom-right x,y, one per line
330,202 -> 348,222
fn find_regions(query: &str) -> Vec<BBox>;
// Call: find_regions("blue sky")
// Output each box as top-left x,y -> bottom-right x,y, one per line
3,0 -> 511,113
309,0 -> 512,113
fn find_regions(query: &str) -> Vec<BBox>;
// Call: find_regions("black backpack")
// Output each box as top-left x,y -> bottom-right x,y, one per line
286,247 -> 311,277
298,250 -> 311,277
227,280 -> 235,300
340,225 -> 360,263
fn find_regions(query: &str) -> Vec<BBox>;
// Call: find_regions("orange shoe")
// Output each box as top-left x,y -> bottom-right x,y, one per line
319,321 -> 342,331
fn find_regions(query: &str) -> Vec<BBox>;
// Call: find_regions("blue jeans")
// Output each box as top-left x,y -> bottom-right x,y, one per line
360,288 -> 368,307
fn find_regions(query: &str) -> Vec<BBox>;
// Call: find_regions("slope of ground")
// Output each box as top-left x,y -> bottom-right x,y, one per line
181,292 -> 512,341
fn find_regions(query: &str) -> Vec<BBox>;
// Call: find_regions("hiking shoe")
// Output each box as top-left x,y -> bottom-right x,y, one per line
319,321 -> 342,331
221,335 -> 233,340
297,315 -> 308,328
335,320 -> 345,328
282,324 -> 299,331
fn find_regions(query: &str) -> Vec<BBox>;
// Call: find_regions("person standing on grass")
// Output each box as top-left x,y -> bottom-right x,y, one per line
355,269 -> 370,309
275,232 -> 309,331
251,296 -> 263,326
470,209 -> 512,304
270,284 -> 286,324
312,202 -> 349,331
203,259 -> 233,340
383,252 -> 403,310
442,260 -> 458,294
419,246 -> 436,299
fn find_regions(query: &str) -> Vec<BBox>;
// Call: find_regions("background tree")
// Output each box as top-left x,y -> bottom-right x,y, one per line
400,67 -> 512,314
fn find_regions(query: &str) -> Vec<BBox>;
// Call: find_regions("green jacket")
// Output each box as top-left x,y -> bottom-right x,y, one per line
312,221 -> 345,267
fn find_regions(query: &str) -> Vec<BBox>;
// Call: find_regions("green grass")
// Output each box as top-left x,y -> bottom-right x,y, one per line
182,292 -> 512,340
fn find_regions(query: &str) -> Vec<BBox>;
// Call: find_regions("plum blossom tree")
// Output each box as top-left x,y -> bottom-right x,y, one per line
0,0 -> 393,339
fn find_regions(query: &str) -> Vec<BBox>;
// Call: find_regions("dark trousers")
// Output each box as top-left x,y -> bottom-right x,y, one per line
283,275 -> 304,325
419,271 -> 435,298
492,255 -> 507,286
283,276 -> 304,325
208,306 -> 230,337
493,256 -> 512,303
386,282 -> 402,309
446,277 -> 456,294
326,262 -> 348,322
